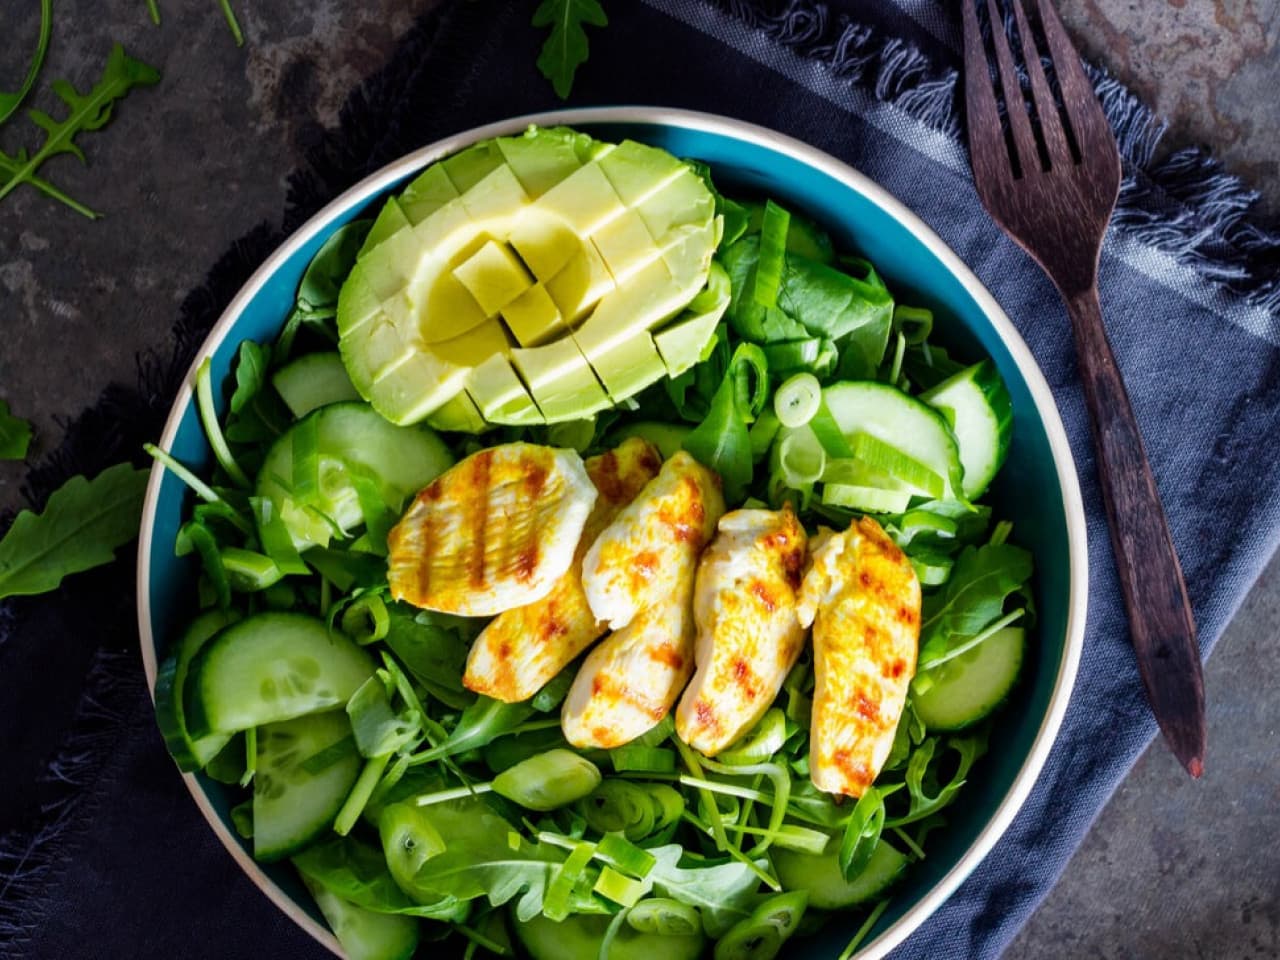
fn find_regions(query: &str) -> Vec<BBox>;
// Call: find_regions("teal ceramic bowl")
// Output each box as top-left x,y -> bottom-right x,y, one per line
138,107 -> 1087,958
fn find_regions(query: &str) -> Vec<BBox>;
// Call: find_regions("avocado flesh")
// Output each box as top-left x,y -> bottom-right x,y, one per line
336,125 -> 723,428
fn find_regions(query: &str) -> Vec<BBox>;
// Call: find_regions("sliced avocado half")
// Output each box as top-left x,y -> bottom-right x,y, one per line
336,125 -> 730,429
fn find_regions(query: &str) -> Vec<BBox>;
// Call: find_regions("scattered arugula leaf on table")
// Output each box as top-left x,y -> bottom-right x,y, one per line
0,44 -> 160,218
0,401 -> 33,461
0,0 -> 54,126
0,462 -> 149,600
533,0 -> 608,99
145,1 -> 244,46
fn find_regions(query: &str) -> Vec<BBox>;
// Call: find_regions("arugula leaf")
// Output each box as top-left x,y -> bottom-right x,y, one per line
885,732 -> 988,828
533,0 -> 608,99
648,845 -> 766,937
382,604 -> 476,710
0,45 -> 160,216
0,462 -> 147,599
0,400 -> 33,460
411,696 -> 535,765
229,341 -> 269,414
918,543 -> 1033,667
146,1 -> 244,46
0,0 -> 53,125
348,674 -> 423,759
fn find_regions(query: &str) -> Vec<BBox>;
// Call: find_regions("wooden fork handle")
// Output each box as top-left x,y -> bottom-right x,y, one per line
1067,285 -> 1206,777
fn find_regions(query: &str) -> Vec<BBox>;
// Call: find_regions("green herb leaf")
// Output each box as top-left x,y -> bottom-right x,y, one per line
0,45 -> 160,214
294,834 -> 469,920
0,400 -> 33,460
229,340 -> 269,414
918,543 -> 1033,667
648,845 -> 765,938
0,0 -> 53,125
411,696 -> 535,765
532,0 -> 608,99
0,462 -> 147,599
682,343 -> 769,502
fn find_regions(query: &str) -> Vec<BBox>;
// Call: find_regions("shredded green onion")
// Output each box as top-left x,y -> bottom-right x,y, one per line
773,373 -> 822,428
543,840 -> 596,921
194,357 -> 249,487
220,547 -> 284,592
411,782 -> 495,808
752,200 -> 790,308
610,745 -> 677,774
334,752 -> 391,835
341,594 -> 390,645
627,898 -> 701,937
719,708 -> 788,766
894,304 -> 934,344
593,866 -> 647,907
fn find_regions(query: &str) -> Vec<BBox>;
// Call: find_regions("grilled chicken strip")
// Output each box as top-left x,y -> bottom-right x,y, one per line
796,516 -> 920,798
387,443 -> 596,617
676,506 -> 808,756
464,438 -> 663,703
580,451 -> 725,631
561,579 -> 698,749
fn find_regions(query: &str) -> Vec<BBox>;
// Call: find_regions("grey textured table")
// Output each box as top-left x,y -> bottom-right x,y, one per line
1,2 -> 1277,958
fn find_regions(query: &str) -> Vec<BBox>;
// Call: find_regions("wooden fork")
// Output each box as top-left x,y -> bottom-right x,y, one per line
962,0 -> 1205,776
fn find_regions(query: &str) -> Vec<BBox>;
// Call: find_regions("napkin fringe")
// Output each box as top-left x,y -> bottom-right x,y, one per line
0,650 -> 139,949
723,0 -> 1280,316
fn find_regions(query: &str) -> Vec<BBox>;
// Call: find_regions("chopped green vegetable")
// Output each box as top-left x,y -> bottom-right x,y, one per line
0,0 -> 52,125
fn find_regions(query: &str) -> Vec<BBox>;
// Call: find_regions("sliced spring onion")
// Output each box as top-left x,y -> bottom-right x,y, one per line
673,739 -> 732,853
752,200 -> 791,308
700,758 -> 792,857
713,915 -> 784,960
778,428 -> 826,486
909,553 -> 954,588
411,782 -> 495,808
850,431 -> 945,498
808,399 -> 854,461
252,496 -> 308,574
989,519 -> 1014,546
491,749 -> 602,812
886,331 -> 907,386
341,594 -> 390,645
726,822 -> 830,856
578,780 -> 656,840
301,734 -> 357,776
180,521 -> 230,608
596,832 -> 657,878
290,413 -> 321,504
774,373 -> 823,428
594,866 -> 647,907
751,889 -> 809,939
822,483 -> 912,514
610,744 -> 677,774
719,708 -> 787,765
239,726 -> 256,788
531,667 -> 575,713
894,305 -> 934,345
194,357 -> 250,487
627,898 -> 701,937
637,714 -> 675,748
334,752 -> 391,836
220,547 -> 284,592
838,786 -> 888,881
749,407 -> 781,462
543,840 -> 596,921
379,801 -> 447,892
899,509 -> 959,543
644,783 -> 686,832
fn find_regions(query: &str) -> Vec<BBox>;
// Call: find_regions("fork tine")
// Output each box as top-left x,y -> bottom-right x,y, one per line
1008,0 -> 1073,169
983,0 -> 1042,176
1033,0 -> 1116,154
962,0 -> 1007,173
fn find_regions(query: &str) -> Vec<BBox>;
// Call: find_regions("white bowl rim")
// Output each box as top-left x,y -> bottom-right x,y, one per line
136,105 -> 1089,960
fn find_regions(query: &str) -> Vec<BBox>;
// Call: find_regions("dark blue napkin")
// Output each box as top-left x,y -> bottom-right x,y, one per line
3,1 -> 1278,958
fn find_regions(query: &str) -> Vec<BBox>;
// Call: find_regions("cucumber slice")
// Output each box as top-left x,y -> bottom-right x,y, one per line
154,609 -> 240,772
301,875 -> 419,960
512,910 -> 705,960
920,359 -> 1012,499
273,352 -> 361,418
186,612 -> 375,736
254,710 -> 361,861
256,401 -> 454,549
821,381 -> 963,502
913,626 -> 1025,731
773,838 -> 908,909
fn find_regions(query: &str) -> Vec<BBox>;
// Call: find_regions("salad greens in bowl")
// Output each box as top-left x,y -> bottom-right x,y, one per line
137,108 -> 1087,960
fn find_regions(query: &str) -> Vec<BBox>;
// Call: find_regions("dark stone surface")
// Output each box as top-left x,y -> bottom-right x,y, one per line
1,2 -> 1276,958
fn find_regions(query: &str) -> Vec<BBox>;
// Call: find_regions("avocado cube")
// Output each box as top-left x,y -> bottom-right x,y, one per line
370,352 -> 469,425
573,258 -> 686,360
442,141 -> 505,194
399,164 -> 460,225
501,284 -> 566,347
508,212 -> 580,282
534,162 -> 625,236
336,262 -> 382,336
597,140 -> 684,207
417,271 -> 489,344
339,313 -> 411,392
361,197 -> 412,257
654,304 -> 728,378
583,334 -> 667,403
590,209 -> 662,285
638,167 -> 717,241
466,354 -> 544,425
452,240 -> 533,316
429,318 -> 513,367
411,199 -> 475,257
459,163 -> 531,223
426,390 -> 487,434
661,220 -> 719,294
510,337 -> 610,423
496,129 -> 587,199
545,243 -> 615,323
361,226 -> 425,302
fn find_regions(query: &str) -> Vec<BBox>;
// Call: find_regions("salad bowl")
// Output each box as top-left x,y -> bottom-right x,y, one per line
137,106 -> 1088,958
